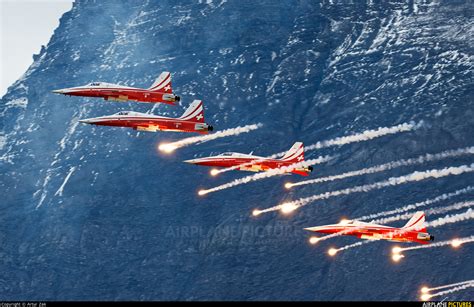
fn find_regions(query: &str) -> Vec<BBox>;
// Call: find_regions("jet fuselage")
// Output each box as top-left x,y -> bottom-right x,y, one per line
53,84 -> 179,104
185,153 -> 313,176
305,220 -> 434,245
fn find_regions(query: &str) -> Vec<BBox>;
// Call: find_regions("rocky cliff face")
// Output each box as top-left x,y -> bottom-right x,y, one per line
0,0 -> 473,300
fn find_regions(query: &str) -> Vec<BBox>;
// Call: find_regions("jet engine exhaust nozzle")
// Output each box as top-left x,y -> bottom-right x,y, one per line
208,125 -> 214,132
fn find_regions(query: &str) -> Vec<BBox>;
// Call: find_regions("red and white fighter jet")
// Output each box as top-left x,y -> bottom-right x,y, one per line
79,100 -> 213,134
305,211 -> 434,244
52,72 -> 180,104
184,142 -> 314,176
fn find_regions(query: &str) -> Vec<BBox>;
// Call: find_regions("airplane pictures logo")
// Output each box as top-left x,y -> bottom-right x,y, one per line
423,302 -> 472,307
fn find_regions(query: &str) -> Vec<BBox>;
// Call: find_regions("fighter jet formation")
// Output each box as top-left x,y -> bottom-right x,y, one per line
53,70 -> 474,301
53,72 -> 439,243
53,73 -> 313,174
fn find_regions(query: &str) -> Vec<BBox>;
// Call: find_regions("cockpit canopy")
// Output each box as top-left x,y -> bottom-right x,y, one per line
221,152 -> 237,156
339,219 -> 355,225
85,81 -> 129,89
219,152 -> 263,159
114,111 -> 143,116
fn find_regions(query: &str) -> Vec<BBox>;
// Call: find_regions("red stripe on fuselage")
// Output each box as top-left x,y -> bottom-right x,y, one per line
309,226 -> 428,244
191,157 -> 299,170
87,117 -> 207,134
64,87 -> 175,94
64,88 -> 174,103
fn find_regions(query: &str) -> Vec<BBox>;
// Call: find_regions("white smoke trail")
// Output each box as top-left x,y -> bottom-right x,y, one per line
424,282 -> 474,300
309,232 -> 349,244
158,123 -> 262,152
333,239 -> 380,254
426,208 -> 474,228
306,122 -> 420,151
425,280 -> 474,293
334,240 -> 373,252
287,147 -> 474,188
427,202 -> 474,217
215,121 -> 420,175
356,186 -> 474,221
398,234 -> 474,252
199,156 -> 333,196
372,201 -> 474,225
256,163 -> 474,215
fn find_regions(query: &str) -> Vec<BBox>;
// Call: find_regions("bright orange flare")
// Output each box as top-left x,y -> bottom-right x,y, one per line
392,246 -> 402,254
210,169 -> 219,176
421,294 -> 431,301
451,239 -> 463,248
284,182 -> 293,189
198,190 -> 208,196
328,248 -> 338,256
280,203 -> 297,214
158,143 -> 177,153
420,286 -> 429,294
252,209 -> 261,217
309,237 -> 320,245
392,254 -> 404,262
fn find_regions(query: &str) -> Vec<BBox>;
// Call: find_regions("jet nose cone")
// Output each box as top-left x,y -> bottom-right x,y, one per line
183,159 -> 198,164
304,226 -> 321,232
52,89 -> 67,94
79,118 -> 93,124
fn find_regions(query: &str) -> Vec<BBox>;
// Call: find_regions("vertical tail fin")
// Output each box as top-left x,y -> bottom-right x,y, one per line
149,72 -> 172,93
180,100 -> 205,123
281,142 -> 305,163
403,211 -> 426,231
